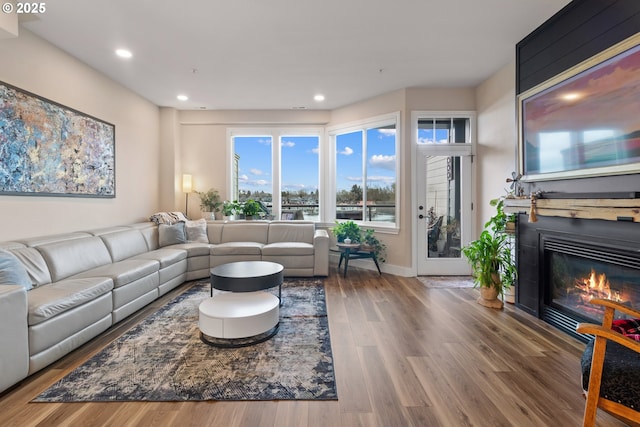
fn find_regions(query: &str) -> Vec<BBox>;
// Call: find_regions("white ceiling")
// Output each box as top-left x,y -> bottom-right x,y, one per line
21,0 -> 571,110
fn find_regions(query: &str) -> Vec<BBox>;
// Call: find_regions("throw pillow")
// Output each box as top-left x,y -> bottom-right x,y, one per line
158,223 -> 187,247
0,249 -> 33,291
185,219 -> 208,243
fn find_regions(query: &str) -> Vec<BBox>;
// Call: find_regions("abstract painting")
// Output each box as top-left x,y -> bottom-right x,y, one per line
0,82 -> 115,197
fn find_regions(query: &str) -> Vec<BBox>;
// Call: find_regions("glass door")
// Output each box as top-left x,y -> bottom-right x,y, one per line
414,114 -> 474,275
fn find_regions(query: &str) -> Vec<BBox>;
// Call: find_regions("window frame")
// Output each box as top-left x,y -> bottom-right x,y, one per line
327,111 -> 401,231
227,127 -> 323,221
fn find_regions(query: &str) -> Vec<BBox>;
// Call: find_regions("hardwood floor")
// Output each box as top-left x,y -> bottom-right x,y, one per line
0,268 -> 628,426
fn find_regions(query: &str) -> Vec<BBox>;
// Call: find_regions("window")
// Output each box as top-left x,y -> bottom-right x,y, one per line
229,129 -> 321,220
417,117 -> 471,144
330,113 -> 399,228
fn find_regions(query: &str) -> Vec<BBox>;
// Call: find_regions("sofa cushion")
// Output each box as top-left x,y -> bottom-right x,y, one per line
168,243 -> 211,257
268,222 -> 314,244
221,222 -> 269,244
185,219 -> 208,243
128,222 -> 160,251
74,259 -> 159,288
210,242 -> 263,256
159,223 -> 187,247
36,237 -> 112,282
4,247 -> 51,287
100,229 -> 149,262
0,249 -> 33,291
206,222 -> 224,244
262,242 -> 314,256
133,248 -> 187,268
27,277 -> 114,325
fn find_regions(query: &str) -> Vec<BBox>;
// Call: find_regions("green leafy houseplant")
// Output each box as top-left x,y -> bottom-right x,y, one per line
362,228 -> 387,263
222,200 -> 239,217
461,198 -> 516,297
330,220 -> 362,243
241,199 -> 262,218
196,189 -> 222,213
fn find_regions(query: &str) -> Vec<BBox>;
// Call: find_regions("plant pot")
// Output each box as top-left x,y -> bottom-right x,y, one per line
503,285 -> 515,304
477,282 -> 504,309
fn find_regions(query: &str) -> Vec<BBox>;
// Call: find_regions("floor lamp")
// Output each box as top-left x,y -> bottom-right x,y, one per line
182,174 -> 192,218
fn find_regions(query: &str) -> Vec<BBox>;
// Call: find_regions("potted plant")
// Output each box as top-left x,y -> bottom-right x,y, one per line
196,188 -> 222,220
330,220 -> 361,244
241,199 -> 261,220
361,228 -> 387,263
221,200 -> 239,221
461,198 -> 516,309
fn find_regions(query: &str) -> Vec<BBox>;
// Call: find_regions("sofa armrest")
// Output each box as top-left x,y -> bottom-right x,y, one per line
313,229 -> 329,276
0,285 -> 29,393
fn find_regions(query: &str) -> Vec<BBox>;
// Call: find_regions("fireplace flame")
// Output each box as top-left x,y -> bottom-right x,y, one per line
575,268 -> 622,303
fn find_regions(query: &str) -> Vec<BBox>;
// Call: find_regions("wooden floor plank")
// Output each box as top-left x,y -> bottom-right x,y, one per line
0,267 -> 628,426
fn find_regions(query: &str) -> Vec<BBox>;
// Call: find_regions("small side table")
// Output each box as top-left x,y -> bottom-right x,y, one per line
335,243 -> 382,278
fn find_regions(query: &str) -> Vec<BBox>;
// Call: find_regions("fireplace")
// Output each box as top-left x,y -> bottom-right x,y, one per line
515,212 -> 640,342
543,238 -> 640,339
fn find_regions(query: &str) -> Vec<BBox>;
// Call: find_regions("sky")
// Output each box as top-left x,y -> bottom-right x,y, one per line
233,129 -> 397,199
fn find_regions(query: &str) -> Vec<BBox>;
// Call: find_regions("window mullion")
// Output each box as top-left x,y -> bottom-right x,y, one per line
273,131 -> 281,220
362,129 -> 368,223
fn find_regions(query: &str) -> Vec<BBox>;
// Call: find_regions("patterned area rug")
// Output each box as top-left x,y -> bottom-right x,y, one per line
33,279 -> 336,402
417,275 -> 475,289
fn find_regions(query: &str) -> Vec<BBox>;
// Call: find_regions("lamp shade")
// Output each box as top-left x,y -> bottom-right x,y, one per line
182,174 -> 193,193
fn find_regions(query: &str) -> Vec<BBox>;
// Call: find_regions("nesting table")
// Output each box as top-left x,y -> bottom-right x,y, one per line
335,243 -> 382,277
199,261 -> 284,347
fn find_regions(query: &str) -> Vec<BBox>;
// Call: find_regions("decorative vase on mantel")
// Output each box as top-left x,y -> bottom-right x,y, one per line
201,211 -> 215,220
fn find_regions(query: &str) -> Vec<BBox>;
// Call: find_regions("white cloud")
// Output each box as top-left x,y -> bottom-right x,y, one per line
340,146 -> 354,156
377,129 -> 396,137
257,138 -> 271,146
311,146 -> 320,154
346,176 -> 363,182
255,179 -> 268,186
418,137 -> 448,144
250,168 -> 264,176
370,154 -> 396,170
281,140 -> 295,148
239,174 -> 249,182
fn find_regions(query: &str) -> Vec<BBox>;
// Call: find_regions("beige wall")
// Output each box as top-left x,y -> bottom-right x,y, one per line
0,30 -> 160,241
475,60 -> 518,229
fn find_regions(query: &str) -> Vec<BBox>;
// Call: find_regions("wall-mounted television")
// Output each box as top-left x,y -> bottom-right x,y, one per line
518,33 -> 640,182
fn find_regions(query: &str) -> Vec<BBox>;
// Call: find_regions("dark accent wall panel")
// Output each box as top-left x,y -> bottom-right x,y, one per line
517,0 -> 640,94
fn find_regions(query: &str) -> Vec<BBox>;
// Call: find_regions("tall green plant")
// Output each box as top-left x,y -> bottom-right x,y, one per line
461,198 -> 516,295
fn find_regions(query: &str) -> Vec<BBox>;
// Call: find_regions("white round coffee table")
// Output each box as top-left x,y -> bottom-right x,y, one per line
199,291 -> 279,344
199,261 -> 284,347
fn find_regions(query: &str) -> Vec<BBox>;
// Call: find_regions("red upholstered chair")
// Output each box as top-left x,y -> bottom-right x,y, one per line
576,299 -> 640,427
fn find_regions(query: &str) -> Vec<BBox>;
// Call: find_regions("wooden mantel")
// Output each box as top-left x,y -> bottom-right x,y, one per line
503,197 -> 640,222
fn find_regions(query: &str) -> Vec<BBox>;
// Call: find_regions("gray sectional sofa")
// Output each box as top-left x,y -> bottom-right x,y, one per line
0,220 -> 329,393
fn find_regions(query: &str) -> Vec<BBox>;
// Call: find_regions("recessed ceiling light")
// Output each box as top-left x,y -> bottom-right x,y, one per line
314,94 -> 325,102
115,49 -> 132,59
177,95 -> 189,101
